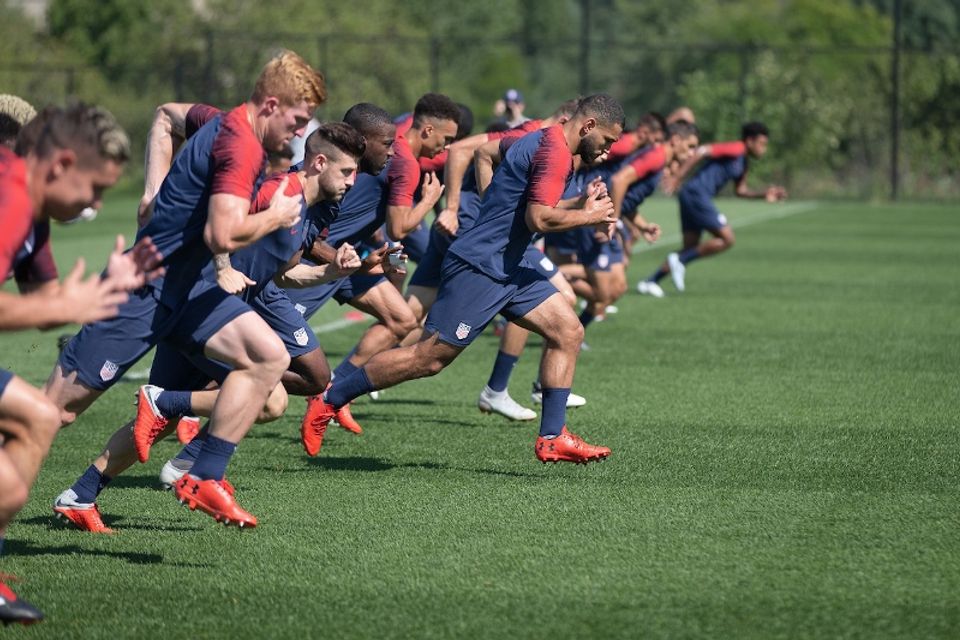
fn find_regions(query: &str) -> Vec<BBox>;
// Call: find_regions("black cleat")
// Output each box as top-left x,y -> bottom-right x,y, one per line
0,578 -> 44,625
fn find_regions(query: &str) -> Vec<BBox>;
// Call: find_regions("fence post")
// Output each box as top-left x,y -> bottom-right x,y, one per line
430,37 -> 441,92
890,0 -> 902,201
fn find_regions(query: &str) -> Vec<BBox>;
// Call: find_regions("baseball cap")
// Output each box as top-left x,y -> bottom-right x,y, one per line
503,89 -> 524,104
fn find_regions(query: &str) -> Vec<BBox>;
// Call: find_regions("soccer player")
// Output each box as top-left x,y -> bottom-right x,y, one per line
603,112 -> 667,164
52,123 -> 365,532
640,122 -> 787,294
44,51 -> 325,529
0,103 -> 161,625
307,94 -> 625,464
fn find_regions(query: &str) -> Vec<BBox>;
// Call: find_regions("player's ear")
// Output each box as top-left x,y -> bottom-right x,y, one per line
421,123 -> 434,138
263,97 -> 280,115
313,152 -> 327,173
50,149 -> 77,179
580,118 -> 597,136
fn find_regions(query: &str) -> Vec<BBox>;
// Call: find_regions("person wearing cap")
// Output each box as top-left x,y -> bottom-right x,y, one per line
501,88 -> 530,128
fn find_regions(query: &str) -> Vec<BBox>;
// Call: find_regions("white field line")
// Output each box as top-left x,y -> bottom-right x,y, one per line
631,201 -> 820,255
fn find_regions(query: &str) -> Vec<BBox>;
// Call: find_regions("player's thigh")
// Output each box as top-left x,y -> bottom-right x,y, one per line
289,348 -> 331,386
548,270 -> 576,306
682,230 -> 702,249
203,310 -> 287,369
511,291 -> 581,345
404,285 -> 437,322
351,279 -> 415,326
0,374 -> 60,442
708,224 -> 735,244
587,268 -> 617,301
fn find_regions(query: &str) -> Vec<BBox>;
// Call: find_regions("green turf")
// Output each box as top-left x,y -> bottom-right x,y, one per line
3,196 -> 959,639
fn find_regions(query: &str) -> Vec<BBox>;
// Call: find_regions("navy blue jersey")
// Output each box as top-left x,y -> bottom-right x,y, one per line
313,166 -> 390,249
682,141 -> 747,197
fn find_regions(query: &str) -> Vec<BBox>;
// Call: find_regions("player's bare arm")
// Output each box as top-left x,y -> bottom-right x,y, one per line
385,171 -> 444,240
140,102 -> 195,226
213,253 -> 255,294
275,243 -> 361,287
204,175 -> 301,253
734,176 -> 788,201
473,139 -> 502,196
610,166 -> 660,242
436,133 -> 489,236
525,188 -> 616,235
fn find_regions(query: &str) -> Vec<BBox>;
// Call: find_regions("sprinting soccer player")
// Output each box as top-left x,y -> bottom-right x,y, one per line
603,111 -> 666,163
307,94 -> 625,464
44,51 -> 325,529
0,103 -> 162,625
52,123 -> 365,532
639,122 -> 787,294
292,94 -> 461,452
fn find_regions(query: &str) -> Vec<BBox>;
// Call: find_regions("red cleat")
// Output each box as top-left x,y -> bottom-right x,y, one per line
333,403 -> 363,435
535,427 -> 611,464
0,577 -> 43,626
175,416 -> 201,444
173,475 -> 256,528
132,385 -> 168,463
301,395 -> 335,456
53,502 -> 114,534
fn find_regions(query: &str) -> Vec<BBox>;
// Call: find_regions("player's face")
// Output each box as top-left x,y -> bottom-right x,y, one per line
671,134 -> 699,163
361,124 -> 397,175
265,100 -> 314,153
318,154 -> 358,203
577,121 -> 623,164
42,152 -> 123,222
421,118 -> 458,158
745,134 -> 769,158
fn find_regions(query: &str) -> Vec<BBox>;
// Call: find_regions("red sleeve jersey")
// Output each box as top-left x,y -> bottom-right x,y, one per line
607,132 -> 638,163
387,134 -> 421,207
250,171 -> 305,214
394,114 -> 413,137
528,125 -> 573,206
709,141 -> 747,159
418,151 -> 447,174
497,119 -> 544,155
628,144 -> 667,179
0,147 -> 36,281
210,105 -> 267,200
185,104 -> 224,139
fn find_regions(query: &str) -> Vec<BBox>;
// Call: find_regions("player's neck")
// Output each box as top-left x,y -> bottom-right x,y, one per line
24,155 -> 46,221
404,127 -> 423,158
561,120 -> 581,155
245,102 -> 266,141
298,171 -> 320,204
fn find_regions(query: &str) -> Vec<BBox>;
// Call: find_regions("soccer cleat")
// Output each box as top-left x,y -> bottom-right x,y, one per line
636,280 -> 665,298
159,460 -> 234,496
605,304 -> 619,314
531,382 -> 587,408
0,577 -> 43,626
535,427 -> 611,464
368,390 -> 381,401
173,475 -> 255,528
301,395 -> 335,456
175,416 -> 201,444
332,403 -> 363,435
667,252 -> 686,292
53,492 -> 114,534
132,384 -> 169,463
478,386 -> 537,421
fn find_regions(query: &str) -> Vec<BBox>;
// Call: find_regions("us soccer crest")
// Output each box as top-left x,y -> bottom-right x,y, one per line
293,328 -> 309,346
455,322 -> 471,340
99,360 -> 119,382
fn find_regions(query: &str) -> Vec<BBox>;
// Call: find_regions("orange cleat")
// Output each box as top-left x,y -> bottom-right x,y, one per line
333,403 -> 363,435
0,577 -> 43,626
173,475 -> 256,528
535,427 -> 611,465
53,502 -> 114,534
132,385 -> 169,463
301,395 -> 335,456
175,416 -> 201,444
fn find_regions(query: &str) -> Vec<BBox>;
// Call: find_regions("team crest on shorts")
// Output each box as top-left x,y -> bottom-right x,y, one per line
294,303 -> 307,315
293,328 -> 309,346
455,322 -> 471,340
598,254 -> 609,269
540,256 -> 555,273
99,360 -> 119,382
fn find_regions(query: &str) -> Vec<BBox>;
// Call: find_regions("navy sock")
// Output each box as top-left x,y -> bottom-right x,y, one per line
175,423 -> 209,463
538,387 -> 570,437
486,351 -> 519,393
678,247 -> 701,265
71,465 -> 112,503
648,267 -> 669,283
578,310 -> 595,329
0,535 -> 4,557
324,368 -> 374,408
332,356 -> 359,382
155,390 -> 192,419
189,435 -> 236,481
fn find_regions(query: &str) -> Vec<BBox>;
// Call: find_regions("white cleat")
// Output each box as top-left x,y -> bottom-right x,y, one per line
159,459 -> 193,490
636,280 -> 665,298
667,253 -> 686,292
368,390 -> 381,401
478,386 -> 537,421
604,305 -> 618,314
530,383 -> 587,408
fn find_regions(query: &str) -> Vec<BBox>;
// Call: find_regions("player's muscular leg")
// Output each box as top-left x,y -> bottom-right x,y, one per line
549,271 -> 578,308
203,312 -> 290,443
363,332 -> 463,390
499,322 -> 531,358
347,282 -> 420,364
43,365 -> 105,427
0,449 -> 28,533
588,269 -> 617,315
698,225 -> 736,257
282,349 -> 331,396
399,285 -> 438,346
513,293 -> 583,389
188,383 -> 288,423
94,420 -> 176,478
0,378 -> 65,494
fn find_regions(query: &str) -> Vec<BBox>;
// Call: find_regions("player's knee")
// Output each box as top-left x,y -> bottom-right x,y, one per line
30,397 -> 64,447
561,288 -> 577,308
258,385 -> 288,423
388,310 -> 420,341
0,473 -> 28,521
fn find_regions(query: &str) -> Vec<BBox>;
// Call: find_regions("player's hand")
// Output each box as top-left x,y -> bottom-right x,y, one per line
584,190 -> 616,226
766,185 -> 788,202
660,175 -> 678,195
333,242 -> 362,276
360,243 -> 406,276
435,207 -> 459,236
104,235 -> 164,292
640,223 -> 661,243
58,258 -> 131,325
216,265 -> 255,294
585,176 -> 608,200
421,172 -> 445,207
593,221 -> 616,242
269,175 -> 302,229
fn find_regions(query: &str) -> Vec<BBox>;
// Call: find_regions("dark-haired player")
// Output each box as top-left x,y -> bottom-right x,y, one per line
641,122 -> 786,293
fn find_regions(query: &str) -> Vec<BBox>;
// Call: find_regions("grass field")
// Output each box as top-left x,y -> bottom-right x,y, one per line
2,194 -> 959,639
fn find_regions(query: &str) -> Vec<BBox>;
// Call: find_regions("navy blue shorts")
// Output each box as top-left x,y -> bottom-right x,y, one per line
522,245 -> 558,279
251,283 -> 319,358
0,367 -> 13,399
149,342 -> 228,390
544,230 -> 579,256
578,231 -> 624,272
408,225 -> 454,289
679,190 -> 728,233
424,254 -> 557,347
287,273 -> 385,320
58,282 -> 251,391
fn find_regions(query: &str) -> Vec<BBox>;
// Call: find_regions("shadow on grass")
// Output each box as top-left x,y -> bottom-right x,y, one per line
303,455 -> 537,478
4,539 -> 212,568
17,514 -> 206,534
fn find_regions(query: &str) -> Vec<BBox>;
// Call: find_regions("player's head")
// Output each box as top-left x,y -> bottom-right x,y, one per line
303,122 -> 365,203
251,50 -> 326,154
636,112 -> 667,145
18,103 -> 129,222
550,98 -> 581,124
666,120 -> 700,163
343,102 -> 396,175
0,94 -> 37,149
455,103 -> 475,142
571,93 -> 625,163
411,93 -> 460,158
667,106 -> 696,125
741,121 -> 770,158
